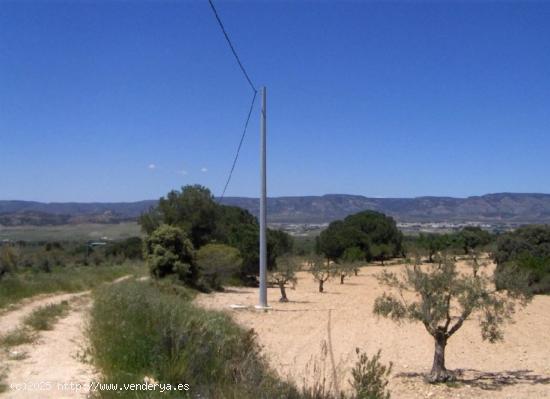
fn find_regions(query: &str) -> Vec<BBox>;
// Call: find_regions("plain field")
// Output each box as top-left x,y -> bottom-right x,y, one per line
0,222 -> 141,242
196,260 -> 550,399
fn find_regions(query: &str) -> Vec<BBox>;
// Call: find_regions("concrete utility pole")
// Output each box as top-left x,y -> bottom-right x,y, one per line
257,86 -> 268,309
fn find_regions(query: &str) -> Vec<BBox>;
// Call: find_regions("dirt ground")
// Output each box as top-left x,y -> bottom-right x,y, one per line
195,260 -> 550,399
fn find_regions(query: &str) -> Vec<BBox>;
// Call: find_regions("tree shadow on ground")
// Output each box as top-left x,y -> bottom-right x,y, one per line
397,369 -> 550,391
221,288 -> 254,294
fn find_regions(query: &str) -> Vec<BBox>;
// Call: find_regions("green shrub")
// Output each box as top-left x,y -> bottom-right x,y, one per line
196,244 -> 242,290
350,349 -> 392,399
0,328 -> 35,348
105,237 -> 143,260
143,225 -> 197,284
0,245 -> 18,278
24,301 -> 70,331
88,280 -> 303,398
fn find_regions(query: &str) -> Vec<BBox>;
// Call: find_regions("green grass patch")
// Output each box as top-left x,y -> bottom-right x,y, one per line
24,301 -> 70,331
88,280 -> 304,399
0,327 -> 35,348
0,262 -> 145,310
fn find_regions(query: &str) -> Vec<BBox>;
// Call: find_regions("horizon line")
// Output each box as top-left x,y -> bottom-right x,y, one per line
2,191 -> 550,205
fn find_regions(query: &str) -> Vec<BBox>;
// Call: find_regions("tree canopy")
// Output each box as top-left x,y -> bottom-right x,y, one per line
139,185 -> 293,279
494,225 -> 550,294
317,211 -> 403,263
457,226 -> 492,254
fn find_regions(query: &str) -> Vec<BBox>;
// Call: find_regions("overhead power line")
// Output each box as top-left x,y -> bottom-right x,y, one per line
207,0 -> 257,93
206,0 -> 259,201
218,90 -> 257,201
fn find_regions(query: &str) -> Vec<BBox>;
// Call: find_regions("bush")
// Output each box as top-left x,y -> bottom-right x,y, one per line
143,225 -> 197,284
196,244 -> 242,290
0,245 -> 18,278
350,349 -> 392,399
24,301 -> 70,331
106,237 -> 143,260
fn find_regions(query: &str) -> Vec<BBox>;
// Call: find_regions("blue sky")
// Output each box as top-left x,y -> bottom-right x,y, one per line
1,1 -> 549,202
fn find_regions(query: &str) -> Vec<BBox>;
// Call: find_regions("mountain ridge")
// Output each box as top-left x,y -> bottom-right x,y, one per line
1,193 -> 550,226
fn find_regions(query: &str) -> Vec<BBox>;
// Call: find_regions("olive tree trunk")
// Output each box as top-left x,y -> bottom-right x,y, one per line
340,274 -> 345,284
319,279 -> 324,292
428,333 -> 455,383
279,282 -> 288,302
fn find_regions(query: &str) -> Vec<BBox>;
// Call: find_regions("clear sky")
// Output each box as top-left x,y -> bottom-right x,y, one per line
1,1 -> 549,202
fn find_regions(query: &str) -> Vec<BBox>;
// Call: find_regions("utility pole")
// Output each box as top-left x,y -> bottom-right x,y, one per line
257,86 -> 268,309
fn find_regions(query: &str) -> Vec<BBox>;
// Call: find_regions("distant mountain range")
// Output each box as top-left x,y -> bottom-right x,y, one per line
0,200 -> 156,226
1,193 -> 550,226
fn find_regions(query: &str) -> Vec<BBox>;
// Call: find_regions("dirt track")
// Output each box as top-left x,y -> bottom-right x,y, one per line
195,261 -> 550,399
0,275 -> 131,398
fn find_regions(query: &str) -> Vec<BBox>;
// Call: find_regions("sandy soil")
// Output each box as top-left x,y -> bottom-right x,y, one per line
195,261 -> 550,399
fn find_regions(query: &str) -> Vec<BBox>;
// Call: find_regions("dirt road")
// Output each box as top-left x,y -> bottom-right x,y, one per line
1,295 -> 97,399
0,276 -> 131,398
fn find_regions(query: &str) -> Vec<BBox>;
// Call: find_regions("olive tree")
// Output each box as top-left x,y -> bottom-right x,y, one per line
418,233 -> 451,263
309,256 -> 334,293
373,253 -> 530,383
336,261 -> 356,284
269,255 -> 299,302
